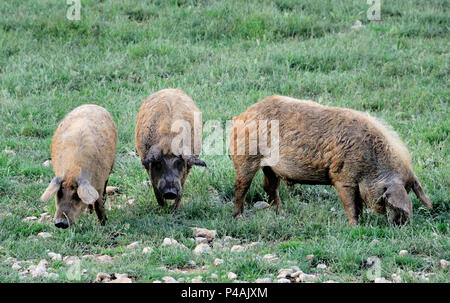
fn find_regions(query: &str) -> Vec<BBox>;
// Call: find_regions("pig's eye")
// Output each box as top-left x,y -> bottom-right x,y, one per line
72,192 -> 80,201
174,159 -> 183,169
153,161 -> 162,170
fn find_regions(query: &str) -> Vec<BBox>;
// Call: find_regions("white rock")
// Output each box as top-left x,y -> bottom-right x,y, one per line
193,243 -> 211,255
192,227 -> 216,240
374,277 -> 392,283
12,262 -> 22,270
291,266 -> 300,272
255,278 -> 272,283
228,272 -> 237,280
105,186 -> 119,195
277,268 -> 293,279
276,278 -> 291,283
127,199 -> 135,206
38,213 -> 52,223
195,237 -> 209,244
23,216 -> 38,222
191,276 -> 203,283
37,232 -> 52,238
291,270 -> 304,278
48,252 -> 62,261
210,273 -> 218,280
223,236 -> 236,242
95,255 -> 113,263
316,264 -> 327,270
142,247 -> 153,254
127,241 -> 140,249
230,245 -> 245,253
42,160 -> 52,167
254,201 -> 270,209
153,280 -> 162,283
306,254 -> 314,260
214,258 -> 224,266
391,274 -> 402,283
162,276 -> 178,283
29,259 -> 48,278
350,20 -> 364,30
440,259 -> 449,269
63,256 -> 79,265
399,250 -> 408,256
330,207 -> 336,212
94,272 -> 111,283
108,277 -> 132,283
325,280 -> 338,283
188,260 -> 197,267
262,254 -> 278,262
162,237 -> 178,246
297,273 -> 316,282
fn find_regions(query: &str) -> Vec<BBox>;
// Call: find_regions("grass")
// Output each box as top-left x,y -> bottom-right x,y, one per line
0,0 -> 448,283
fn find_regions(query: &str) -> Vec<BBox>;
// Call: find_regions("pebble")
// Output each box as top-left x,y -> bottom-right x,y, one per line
254,201 -> 270,209
105,186 -> 119,195
276,278 -> 291,283
192,227 -> 216,240
4,149 -> 16,156
107,277 -> 132,283
350,20 -> 364,30
316,264 -> 327,270
195,237 -> 209,244
37,232 -> 52,238
161,238 -> 187,249
12,262 -> 22,270
374,277 -> 392,283
42,160 -> 52,167
29,259 -> 48,278
48,252 -> 62,261
127,241 -> 140,249
306,254 -> 314,260
399,250 -> 408,256
95,255 -> 113,263
142,247 -> 153,254
230,245 -> 245,253
298,273 -> 317,282
210,273 -> 218,280
94,272 -> 111,283
162,276 -> 178,283
277,268 -> 293,279
23,216 -> 38,222
440,259 -> 449,269
214,258 -> 224,266
127,199 -> 135,206
63,256 -> 79,265
193,243 -> 211,255
191,276 -> 203,283
228,272 -> 237,280
262,254 -> 278,262
255,278 -> 272,283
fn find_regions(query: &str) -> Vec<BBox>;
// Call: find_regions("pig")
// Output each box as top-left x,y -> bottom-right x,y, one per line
39,104 -> 118,228
229,95 -> 432,225
135,89 -> 206,209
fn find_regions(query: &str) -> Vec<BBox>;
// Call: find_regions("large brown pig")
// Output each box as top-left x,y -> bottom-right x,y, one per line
229,95 -> 432,225
39,105 -> 118,228
135,89 -> 206,209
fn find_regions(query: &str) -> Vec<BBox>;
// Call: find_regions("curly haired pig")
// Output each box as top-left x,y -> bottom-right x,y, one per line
135,89 -> 206,209
229,95 -> 432,225
39,105 -> 118,228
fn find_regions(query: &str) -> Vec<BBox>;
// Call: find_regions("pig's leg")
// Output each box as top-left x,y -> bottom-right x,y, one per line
334,182 -> 360,225
232,159 -> 259,218
94,181 -> 108,225
262,166 -> 282,213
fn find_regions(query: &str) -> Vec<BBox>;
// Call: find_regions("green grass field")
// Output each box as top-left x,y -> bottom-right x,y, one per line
0,0 -> 448,283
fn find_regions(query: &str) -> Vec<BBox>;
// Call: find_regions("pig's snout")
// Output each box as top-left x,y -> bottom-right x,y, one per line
54,218 -> 69,229
158,178 -> 180,200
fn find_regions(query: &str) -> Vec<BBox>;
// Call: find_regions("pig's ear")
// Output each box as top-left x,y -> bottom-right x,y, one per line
384,184 -> 412,217
77,178 -> 98,205
185,155 -> 207,167
142,145 -> 161,169
39,176 -> 62,202
412,175 -> 432,209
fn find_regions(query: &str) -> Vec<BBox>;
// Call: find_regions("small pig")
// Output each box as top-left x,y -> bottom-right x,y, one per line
39,105 -> 118,228
229,95 -> 432,225
135,89 -> 206,209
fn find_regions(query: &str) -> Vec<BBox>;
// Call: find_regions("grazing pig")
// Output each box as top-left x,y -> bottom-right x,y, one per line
39,105 -> 118,228
229,95 -> 432,225
135,89 -> 206,209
